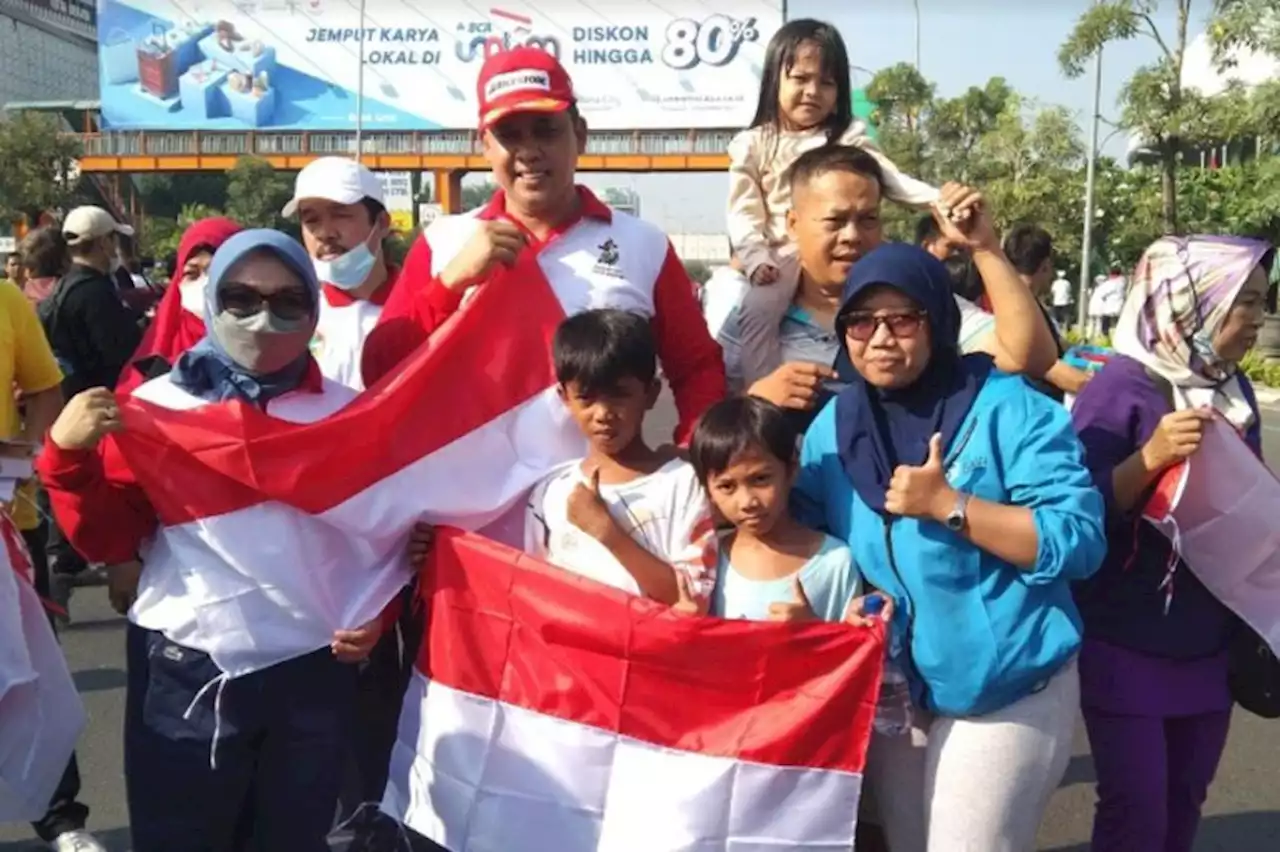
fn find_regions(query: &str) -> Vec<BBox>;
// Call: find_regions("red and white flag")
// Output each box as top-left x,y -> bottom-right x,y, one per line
112,253 -> 585,675
383,530 -> 884,851
1144,416 -> 1280,652
0,515 -> 85,820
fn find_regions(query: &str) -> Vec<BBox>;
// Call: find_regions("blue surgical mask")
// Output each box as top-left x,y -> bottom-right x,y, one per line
313,234 -> 381,291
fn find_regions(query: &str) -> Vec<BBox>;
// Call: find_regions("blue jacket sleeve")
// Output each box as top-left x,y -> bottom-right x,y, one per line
791,401 -> 838,532
1003,385 -> 1106,585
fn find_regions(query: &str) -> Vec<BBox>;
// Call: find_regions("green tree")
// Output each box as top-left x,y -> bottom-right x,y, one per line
863,67 -> 1087,254
225,156 -> 294,230
866,62 -> 935,182
1058,0 -> 1202,233
0,112 -> 84,221
1210,1 -> 1280,156
977,99 -> 1089,280
137,172 -> 229,221
141,202 -> 225,263
929,78 -> 1017,183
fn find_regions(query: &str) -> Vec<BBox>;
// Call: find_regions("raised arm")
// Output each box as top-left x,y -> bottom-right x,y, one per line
933,184 -> 1057,377
38,390 -> 157,564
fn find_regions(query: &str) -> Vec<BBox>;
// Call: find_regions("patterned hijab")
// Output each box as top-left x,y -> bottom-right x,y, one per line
1112,235 -> 1273,429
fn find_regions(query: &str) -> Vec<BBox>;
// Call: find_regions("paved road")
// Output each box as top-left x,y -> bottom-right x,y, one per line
3,396 -> 1280,851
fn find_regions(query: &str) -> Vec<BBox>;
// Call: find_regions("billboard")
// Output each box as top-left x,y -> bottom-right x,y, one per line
96,1 -> 782,132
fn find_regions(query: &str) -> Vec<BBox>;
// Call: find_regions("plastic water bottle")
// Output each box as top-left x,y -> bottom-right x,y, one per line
866,594 -> 913,737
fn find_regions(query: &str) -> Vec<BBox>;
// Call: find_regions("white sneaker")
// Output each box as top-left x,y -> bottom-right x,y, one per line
50,830 -> 107,852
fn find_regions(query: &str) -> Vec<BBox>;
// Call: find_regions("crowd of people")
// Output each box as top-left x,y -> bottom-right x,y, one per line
1,16 -> 1273,852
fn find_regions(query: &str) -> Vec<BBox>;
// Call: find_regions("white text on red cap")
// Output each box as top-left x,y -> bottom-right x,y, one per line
485,70 -> 551,102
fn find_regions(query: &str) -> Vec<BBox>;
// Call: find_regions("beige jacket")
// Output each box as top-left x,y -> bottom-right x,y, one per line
726,122 -> 940,278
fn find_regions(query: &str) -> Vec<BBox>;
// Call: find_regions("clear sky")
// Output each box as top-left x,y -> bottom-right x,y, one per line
558,0 -> 1205,232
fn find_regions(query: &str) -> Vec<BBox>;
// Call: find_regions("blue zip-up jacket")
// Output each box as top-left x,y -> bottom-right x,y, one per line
793,372 -> 1106,717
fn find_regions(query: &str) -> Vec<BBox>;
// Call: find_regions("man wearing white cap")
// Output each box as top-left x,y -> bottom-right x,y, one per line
43,206 -> 143,398
283,156 -> 399,391
283,156 -> 414,840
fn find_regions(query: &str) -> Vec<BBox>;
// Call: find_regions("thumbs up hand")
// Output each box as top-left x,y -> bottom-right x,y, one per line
567,466 -> 619,543
768,576 -> 817,623
885,433 -> 957,522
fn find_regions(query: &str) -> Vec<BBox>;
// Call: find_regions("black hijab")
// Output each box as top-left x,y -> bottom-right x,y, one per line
833,243 -> 994,513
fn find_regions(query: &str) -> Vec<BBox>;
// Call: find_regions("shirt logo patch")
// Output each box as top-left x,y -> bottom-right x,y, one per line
593,238 -> 624,279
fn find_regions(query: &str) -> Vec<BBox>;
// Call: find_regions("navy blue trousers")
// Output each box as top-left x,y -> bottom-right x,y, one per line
125,625 -> 357,852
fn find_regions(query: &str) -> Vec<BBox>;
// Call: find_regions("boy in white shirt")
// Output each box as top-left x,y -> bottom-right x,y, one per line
525,309 -> 717,605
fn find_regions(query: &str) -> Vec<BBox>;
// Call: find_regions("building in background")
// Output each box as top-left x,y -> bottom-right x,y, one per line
603,187 -> 641,217
1127,30 -> 1278,168
0,1 -> 98,110
669,233 -> 730,267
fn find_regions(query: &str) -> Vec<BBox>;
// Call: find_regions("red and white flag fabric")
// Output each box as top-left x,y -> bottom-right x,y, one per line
1144,416 -> 1280,653
112,252 -> 585,676
0,515 -> 86,821
382,529 -> 885,851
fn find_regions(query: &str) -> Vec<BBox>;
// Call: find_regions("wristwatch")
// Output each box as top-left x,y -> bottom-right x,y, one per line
944,492 -> 971,532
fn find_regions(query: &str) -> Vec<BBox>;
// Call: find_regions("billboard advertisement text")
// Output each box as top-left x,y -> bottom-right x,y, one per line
96,0 -> 782,132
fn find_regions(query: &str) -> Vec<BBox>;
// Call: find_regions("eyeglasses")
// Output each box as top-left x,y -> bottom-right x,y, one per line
841,310 -> 928,342
218,283 -> 313,321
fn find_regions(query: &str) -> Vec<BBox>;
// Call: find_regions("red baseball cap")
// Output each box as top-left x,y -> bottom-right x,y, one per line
476,47 -> 575,129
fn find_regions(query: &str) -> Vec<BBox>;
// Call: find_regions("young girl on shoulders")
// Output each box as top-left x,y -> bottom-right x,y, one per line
727,19 -> 940,383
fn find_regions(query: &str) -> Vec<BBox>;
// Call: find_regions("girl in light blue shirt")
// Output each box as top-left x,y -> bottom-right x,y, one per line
687,397 -> 860,624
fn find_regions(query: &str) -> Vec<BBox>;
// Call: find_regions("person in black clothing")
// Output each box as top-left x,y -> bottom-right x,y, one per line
1002,223 -> 1093,402
44,206 -> 145,397
39,207 -> 144,608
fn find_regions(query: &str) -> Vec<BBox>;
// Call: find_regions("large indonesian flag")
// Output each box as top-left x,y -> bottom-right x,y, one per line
111,253 -> 586,674
116,249 -> 583,530
384,530 -> 885,851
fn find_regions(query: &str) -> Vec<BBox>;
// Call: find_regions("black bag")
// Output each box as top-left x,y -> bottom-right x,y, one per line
1228,628 -> 1280,718
1144,367 -> 1280,717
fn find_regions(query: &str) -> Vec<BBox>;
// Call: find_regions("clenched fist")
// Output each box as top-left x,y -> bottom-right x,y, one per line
1142,409 -> 1213,472
50,388 -> 123,451
438,220 -> 528,291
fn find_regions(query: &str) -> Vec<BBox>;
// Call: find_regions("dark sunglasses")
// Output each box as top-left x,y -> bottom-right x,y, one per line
841,310 -> 928,342
218,283 -> 313,321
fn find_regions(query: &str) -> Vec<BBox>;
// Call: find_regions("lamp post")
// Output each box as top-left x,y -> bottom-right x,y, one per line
354,0 -> 367,162
912,0 -> 921,71
1078,37 -> 1104,332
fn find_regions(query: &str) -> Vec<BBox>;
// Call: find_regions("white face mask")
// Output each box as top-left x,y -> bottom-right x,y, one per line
179,275 -> 208,316
312,228 -> 383,292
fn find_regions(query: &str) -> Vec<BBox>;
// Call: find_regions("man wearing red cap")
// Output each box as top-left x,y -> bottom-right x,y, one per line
362,47 -> 725,444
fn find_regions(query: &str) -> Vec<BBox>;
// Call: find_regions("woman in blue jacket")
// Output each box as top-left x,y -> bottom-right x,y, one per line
794,242 -> 1105,852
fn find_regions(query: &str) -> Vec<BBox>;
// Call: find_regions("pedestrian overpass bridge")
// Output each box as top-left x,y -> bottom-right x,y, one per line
72,126 -> 734,213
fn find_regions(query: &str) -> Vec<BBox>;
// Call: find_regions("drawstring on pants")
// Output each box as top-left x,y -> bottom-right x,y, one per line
183,672 -> 231,769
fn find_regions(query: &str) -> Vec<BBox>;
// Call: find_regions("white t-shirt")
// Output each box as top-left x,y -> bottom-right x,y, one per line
1089,276 -> 1127,318
954,295 -> 996,355
311,284 -> 388,391
1051,276 -> 1072,307
523,458 -> 718,599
